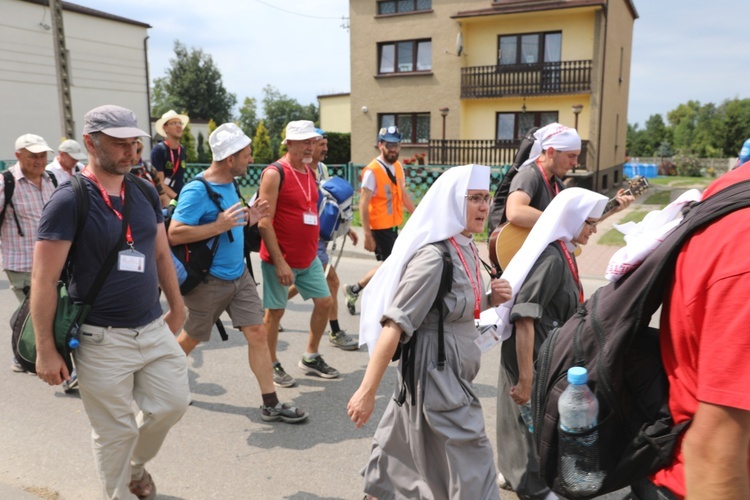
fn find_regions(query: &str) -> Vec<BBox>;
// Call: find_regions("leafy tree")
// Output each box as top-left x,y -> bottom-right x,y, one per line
261,85 -> 318,156
196,132 -> 210,163
325,132 -> 351,164
208,119 -> 218,136
238,97 -> 259,140
182,122 -> 198,163
151,41 -> 237,123
718,98 -> 750,156
252,121 -> 274,165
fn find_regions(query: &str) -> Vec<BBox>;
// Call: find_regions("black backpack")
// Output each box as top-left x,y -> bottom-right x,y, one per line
532,179 -> 750,498
245,161 -> 285,253
1,169 -> 58,236
487,127 -> 539,235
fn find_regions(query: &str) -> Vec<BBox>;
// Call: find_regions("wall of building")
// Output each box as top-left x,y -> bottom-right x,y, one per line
319,93 -> 351,134
0,0 -> 150,158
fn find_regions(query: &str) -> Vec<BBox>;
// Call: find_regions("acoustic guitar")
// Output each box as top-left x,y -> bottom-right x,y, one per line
488,176 -> 649,272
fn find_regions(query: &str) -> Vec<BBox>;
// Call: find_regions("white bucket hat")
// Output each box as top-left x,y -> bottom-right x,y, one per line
155,109 -> 189,137
209,123 -> 251,162
282,120 -> 321,145
58,139 -> 88,161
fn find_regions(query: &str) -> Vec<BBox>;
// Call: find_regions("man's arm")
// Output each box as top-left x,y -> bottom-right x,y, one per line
505,190 -> 543,228
359,187 -> 376,253
401,188 -> 416,214
154,223 -> 185,333
509,316 -> 535,405
31,240 -> 72,385
257,169 -> 294,284
168,202 -> 248,245
683,402 -> 750,499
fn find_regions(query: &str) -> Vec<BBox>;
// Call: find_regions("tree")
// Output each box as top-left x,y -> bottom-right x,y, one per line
325,132 -> 351,164
151,40 -> 237,123
261,85 -> 318,156
238,97 -> 259,140
252,121 -> 274,165
718,98 -> 750,156
182,122 -> 198,163
197,132 -> 210,163
208,119 -> 218,136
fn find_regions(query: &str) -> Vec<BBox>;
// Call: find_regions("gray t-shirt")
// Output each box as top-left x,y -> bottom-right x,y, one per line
509,163 -> 565,212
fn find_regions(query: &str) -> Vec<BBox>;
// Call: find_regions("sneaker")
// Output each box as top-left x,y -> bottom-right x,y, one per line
11,357 -> 26,373
272,362 -> 295,388
62,370 -> 78,393
278,324 -> 285,332
261,401 -> 308,423
328,330 -> 359,351
344,284 -> 359,315
298,355 -> 339,379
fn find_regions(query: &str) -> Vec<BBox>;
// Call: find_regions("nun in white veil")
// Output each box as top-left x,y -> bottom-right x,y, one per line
493,187 -> 608,499
347,164 -> 512,500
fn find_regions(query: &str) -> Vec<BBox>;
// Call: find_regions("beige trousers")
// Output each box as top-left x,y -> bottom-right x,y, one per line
74,317 -> 190,499
5,269 -> 30,303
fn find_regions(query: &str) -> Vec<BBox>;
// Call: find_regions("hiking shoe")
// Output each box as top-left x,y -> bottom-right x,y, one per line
62,370 -> 78,393
272,362 -> 295,388
298,355 -> 339,379
344,284 -> 359,315
261,402 -> 309,423
328,330 -> 359,351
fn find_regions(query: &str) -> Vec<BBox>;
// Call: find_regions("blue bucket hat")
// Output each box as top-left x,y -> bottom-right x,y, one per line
378,125 -> 402,143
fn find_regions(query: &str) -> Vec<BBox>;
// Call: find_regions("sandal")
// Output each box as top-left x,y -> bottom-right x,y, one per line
129,470 -> 157,500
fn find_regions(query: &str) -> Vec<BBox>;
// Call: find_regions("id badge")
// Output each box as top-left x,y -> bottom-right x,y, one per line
303,211 -> 318,225
118,249 -> 146,273
474,323 -> 502,354
164,176 -> 173,187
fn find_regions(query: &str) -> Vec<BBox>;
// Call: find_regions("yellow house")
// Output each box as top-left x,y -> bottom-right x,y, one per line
318,93 -> 352,133
349,0 -> 638,192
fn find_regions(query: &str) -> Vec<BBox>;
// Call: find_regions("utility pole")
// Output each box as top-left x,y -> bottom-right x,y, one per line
49,0 -> 74,139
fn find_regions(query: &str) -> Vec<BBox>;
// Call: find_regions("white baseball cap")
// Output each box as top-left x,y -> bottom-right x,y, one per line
58,139 -> 88,161
209,123 -> 251,161
282,120 -> 322,145
15,134 -> 53,154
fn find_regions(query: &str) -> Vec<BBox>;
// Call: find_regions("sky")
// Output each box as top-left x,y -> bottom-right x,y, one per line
69,0 -> 749,128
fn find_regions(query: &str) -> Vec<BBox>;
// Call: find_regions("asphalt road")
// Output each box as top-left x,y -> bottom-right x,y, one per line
0,241 -> 629,500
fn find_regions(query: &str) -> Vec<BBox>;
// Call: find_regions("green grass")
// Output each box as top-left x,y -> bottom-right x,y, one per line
641,190 -> 671,207
597,209 -> 648,246
646,176 -> 712,188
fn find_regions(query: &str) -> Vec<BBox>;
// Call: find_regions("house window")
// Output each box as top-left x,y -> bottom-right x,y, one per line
379,40 -> 431,74
498,31 -> 561,65
496,111 -> 559,140
378,0 -> 431,15
379,113 -> 430,144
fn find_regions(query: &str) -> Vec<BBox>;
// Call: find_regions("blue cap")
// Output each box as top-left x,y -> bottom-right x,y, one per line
378,125 -> 402,143
315,127 -> 327,138
567,366 -> 588,385
739,138 -> 750,165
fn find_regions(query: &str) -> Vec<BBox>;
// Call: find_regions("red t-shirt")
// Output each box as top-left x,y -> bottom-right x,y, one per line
259,159 -> 319,269
652,166 -> 750,497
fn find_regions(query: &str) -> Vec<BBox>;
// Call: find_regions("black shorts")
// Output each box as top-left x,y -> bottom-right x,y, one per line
372,227 -> 399,261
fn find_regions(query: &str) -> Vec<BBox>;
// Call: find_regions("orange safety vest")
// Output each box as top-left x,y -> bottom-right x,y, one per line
362,158 -> 405,230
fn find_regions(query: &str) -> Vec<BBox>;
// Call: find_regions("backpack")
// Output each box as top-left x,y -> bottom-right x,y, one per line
1,169 -> 58,236
531,179 -> 750,498
318,176 -> 354,241
487,127 -> 539,235
245,161 -> 285,253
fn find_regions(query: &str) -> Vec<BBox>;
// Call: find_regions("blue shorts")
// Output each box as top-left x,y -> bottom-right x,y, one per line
261,258 -> 330,310
316,240 -> 329,266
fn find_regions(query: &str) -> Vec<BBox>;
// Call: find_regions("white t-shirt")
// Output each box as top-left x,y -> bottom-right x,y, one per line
46,158 -> 82,186
362,158 -> 397,193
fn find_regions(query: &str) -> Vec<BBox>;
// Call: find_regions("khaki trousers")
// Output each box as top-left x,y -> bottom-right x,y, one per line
74,318 -> 190,499
5,269 -> 30,303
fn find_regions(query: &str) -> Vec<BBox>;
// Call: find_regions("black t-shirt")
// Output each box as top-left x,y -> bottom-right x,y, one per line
37,177 -> 164,327
150,141 -> 186,194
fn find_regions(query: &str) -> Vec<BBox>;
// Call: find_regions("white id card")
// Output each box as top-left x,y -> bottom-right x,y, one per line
303,211 -> 318,225
118,249 -> 146,273
164,177 -> 173,187
474,323 -> 502,354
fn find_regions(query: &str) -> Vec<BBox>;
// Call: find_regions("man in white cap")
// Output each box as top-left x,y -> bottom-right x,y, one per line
151,109 -> 189,200
32,105 -> 189,499
258,120 -> 338,387
505,122 -> 632,228
168,123 -> 307,423
46,139 -> 87,184
3,133 -> 56,371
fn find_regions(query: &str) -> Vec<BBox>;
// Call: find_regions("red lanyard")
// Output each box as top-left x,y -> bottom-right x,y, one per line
536,159 -> 560,198
558,241 -> 584,303
286,160 -> 313,210
165,141 -> 182,175
82,169 -> 133,247
448,237 -> 482,319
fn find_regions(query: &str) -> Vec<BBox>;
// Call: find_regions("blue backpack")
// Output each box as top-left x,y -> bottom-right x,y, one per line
318,176 -> 354,241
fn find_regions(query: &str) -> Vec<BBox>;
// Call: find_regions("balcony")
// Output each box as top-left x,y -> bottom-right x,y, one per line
428,139 -> 589,168
461,60 -> 592,98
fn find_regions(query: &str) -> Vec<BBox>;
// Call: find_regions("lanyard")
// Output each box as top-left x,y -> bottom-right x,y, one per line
536,159 -> 560,198
286,161 -> 313,210
558,241 -> 584,303
82,169 -> 133,247
165,141 -> 182,175
448,237 -> 482,319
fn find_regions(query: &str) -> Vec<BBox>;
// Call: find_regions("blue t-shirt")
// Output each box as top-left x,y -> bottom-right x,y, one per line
37,176 -> 164,328
172,175 -> 245,280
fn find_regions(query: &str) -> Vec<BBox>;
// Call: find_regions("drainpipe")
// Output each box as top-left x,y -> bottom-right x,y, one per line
143,36 -> 152,148
596,0 -> 609,192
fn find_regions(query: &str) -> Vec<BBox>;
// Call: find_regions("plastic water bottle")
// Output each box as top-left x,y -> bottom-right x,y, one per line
558,366 -> 605,495
66,323 -> 80,349
519,401 -> 534,433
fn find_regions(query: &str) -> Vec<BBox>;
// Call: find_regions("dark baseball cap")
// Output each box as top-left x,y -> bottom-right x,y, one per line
83,105 -> 149,138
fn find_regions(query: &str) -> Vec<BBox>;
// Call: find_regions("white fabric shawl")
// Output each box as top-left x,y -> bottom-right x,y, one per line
520,122 -> 582,169
360,164 -> 491,355
479,187 -> 608,341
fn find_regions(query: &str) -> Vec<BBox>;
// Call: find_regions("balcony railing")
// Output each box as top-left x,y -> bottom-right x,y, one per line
461,60 -> 592,98
428,139 -> 588,168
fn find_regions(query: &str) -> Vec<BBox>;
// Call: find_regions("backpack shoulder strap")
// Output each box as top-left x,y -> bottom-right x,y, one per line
1,169 -> 23,236
70,174 -> 89,240
266,161 -> 285,190
47,171 -> 58,188
191,176 -> 235,243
